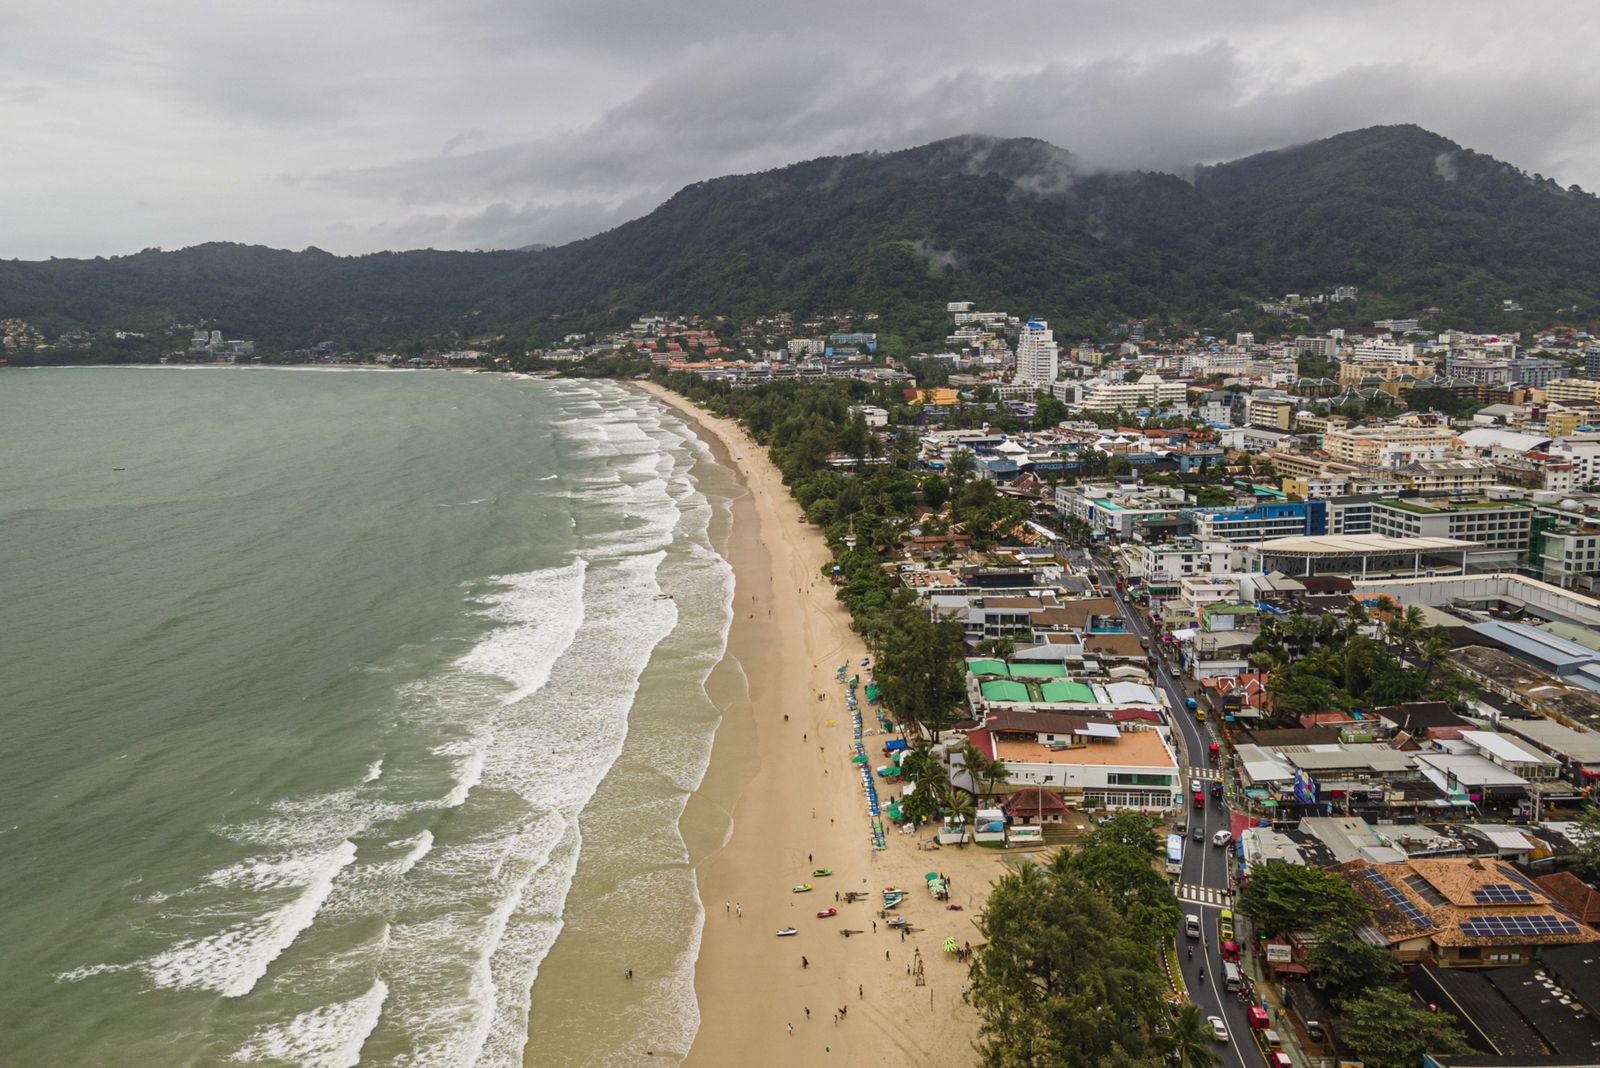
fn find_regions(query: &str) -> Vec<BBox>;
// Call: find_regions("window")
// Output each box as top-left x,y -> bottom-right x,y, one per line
1108,773 -> 1172,787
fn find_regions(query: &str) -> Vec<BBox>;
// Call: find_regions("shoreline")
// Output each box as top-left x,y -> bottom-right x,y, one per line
631,381 -> 993,1067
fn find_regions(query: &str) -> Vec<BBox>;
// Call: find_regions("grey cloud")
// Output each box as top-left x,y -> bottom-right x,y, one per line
3,1 -> 1600,257
342,35 -> 1600,252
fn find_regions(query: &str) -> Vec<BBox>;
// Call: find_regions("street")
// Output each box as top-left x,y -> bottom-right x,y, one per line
1094,553 -> 1258,1068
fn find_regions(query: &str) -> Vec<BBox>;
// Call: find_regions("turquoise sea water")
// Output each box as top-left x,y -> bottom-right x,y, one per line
0,367 -> 735,1066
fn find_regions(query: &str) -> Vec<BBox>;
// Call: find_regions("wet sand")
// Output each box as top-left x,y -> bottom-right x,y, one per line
638,382 -> 1000,1067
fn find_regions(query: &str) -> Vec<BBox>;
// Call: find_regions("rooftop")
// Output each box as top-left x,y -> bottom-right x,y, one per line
1254,534 -> 1480,555
993,728 -> 1176,769
1334,857 -> 1600,950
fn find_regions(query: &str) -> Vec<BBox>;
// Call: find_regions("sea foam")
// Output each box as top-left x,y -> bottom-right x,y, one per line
231,979 -> 388,1067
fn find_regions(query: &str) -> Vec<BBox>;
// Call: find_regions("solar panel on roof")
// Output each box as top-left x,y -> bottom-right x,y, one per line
1365,868 -> 1431,926
1498,865 -> 1543,893
1473,883 -> 1537,905
1460,914 -> 1582,938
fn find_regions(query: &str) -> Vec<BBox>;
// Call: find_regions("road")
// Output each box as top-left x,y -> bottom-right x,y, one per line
1091,550 -> 1258,1068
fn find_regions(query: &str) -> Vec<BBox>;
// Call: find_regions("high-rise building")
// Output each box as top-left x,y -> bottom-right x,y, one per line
1584,347 -> 1600,382
1014,317 -> 1059,386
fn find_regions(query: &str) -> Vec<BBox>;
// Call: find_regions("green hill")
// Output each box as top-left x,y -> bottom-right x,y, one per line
5,124 -> 1598,359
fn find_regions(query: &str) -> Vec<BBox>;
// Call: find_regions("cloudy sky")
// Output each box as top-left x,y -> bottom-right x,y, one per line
4,1 -> 1598,260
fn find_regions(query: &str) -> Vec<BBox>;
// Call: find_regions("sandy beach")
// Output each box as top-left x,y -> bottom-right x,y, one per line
636,382 -> 1003,1067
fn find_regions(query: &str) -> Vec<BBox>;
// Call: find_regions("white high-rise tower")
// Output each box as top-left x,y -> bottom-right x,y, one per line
1015,317 -> 1059,386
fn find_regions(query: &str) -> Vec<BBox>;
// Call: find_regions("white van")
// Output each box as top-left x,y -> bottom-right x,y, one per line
1212,829 -> 1233,848
1223,961 -> 1241,992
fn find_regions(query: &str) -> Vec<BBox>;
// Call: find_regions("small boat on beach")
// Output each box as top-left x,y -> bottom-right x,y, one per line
776,927 -> 798,937
791,883 -> 812,893
816,907 -> 837,918
811,868 -> 831,877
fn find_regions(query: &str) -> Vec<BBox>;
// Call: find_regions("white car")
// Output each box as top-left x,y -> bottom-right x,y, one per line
1207,1015 -> 1229,1042
1213,830 -> 1234,848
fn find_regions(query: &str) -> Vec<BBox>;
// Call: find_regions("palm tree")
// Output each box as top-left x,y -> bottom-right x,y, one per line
978,757 -> 1010,806
1169,1002 -> 1222,1068
960,742 -> 994,797
943,791 -> 976,841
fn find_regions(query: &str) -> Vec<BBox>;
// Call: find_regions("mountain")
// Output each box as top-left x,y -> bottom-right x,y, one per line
5,125 -> 1599,359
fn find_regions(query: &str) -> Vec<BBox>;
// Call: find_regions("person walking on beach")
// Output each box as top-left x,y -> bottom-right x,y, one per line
805,1008 -> 810,1020
787,1023 -> 793,1036
625,969 -> 632,980
736,902 -> 742,918
801,956 -> 809,969
859,984 -> 863,999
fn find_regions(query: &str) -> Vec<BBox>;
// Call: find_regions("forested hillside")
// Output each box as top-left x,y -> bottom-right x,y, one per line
5,125 -> 1599,359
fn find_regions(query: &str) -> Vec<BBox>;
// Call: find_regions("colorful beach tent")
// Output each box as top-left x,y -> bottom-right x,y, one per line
1038,679 -> 1096,704
979,680 -> 1030,703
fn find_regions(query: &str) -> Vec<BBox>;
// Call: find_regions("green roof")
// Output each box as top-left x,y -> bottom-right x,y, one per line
1038,680 -> 1097,704
966,658 -> 1009,677
979,680 -> 1031,703
1008,661 -> 1068,678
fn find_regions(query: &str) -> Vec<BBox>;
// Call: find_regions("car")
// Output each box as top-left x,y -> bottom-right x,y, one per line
1191,827 -> 1204,842
1207,1016 -> 1229,1043
1174,821 -> 1187,834
1184,914 -> 1201,939
1213,830 -> 1233,848
1210,782 -> 1223,798
1189,779 -> 1203,794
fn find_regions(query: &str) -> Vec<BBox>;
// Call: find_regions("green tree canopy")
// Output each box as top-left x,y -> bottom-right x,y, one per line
1305,923 -> 1398,1004
1237,863 -> 1368,937
1338,986 -> 1472,1068
971,862 -> 1167,1067
875,592 -> 968,739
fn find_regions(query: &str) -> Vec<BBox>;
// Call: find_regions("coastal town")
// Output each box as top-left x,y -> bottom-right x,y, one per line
634,299 -> 1600,1068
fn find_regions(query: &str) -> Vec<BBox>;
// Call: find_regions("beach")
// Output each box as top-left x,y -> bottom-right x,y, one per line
637,382 -> 999,1067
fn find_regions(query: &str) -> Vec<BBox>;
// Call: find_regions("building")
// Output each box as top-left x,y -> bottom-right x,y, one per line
1185,501 -> 1322,542
1014,317 -> 1059,386
1076,374 -> 1188,413
1539,527 -> 1600,590
1509,357 -> 1569,389
967,712 -> 1181,811
1323,425 -> 1459,466
1333,857 -> 1600,968
1547,379 -> 1600,406
1246,392 -> 1296,430
1369,499 -> 1533,559
1243,534 -> 1482,579
825,332 -> 877,355
1395,459 -> 1499,497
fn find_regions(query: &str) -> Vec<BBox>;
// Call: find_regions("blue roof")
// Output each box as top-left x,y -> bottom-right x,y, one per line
1466,621 -> 1600,675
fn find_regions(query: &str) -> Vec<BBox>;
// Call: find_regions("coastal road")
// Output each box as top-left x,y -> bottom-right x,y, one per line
1092,552 -> 1257,1068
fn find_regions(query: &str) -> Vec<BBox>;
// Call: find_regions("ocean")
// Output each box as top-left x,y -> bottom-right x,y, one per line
0,367 -> 737,1066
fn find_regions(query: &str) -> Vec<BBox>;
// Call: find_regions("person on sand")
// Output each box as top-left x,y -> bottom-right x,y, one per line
787,1023 -> 793,1036
801,956 -> 808,969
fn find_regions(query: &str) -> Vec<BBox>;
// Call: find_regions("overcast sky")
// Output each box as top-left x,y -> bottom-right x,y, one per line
4,1 -> 1598,260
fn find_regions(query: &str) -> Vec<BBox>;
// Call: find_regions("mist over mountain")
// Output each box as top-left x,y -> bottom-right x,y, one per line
5,124 -> 1598,357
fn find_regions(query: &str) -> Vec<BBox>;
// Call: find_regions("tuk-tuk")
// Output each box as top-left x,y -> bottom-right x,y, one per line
1208,742 -> 1220,760
1246,1005 -> 1271,1031
1220,939 -> 1240,962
